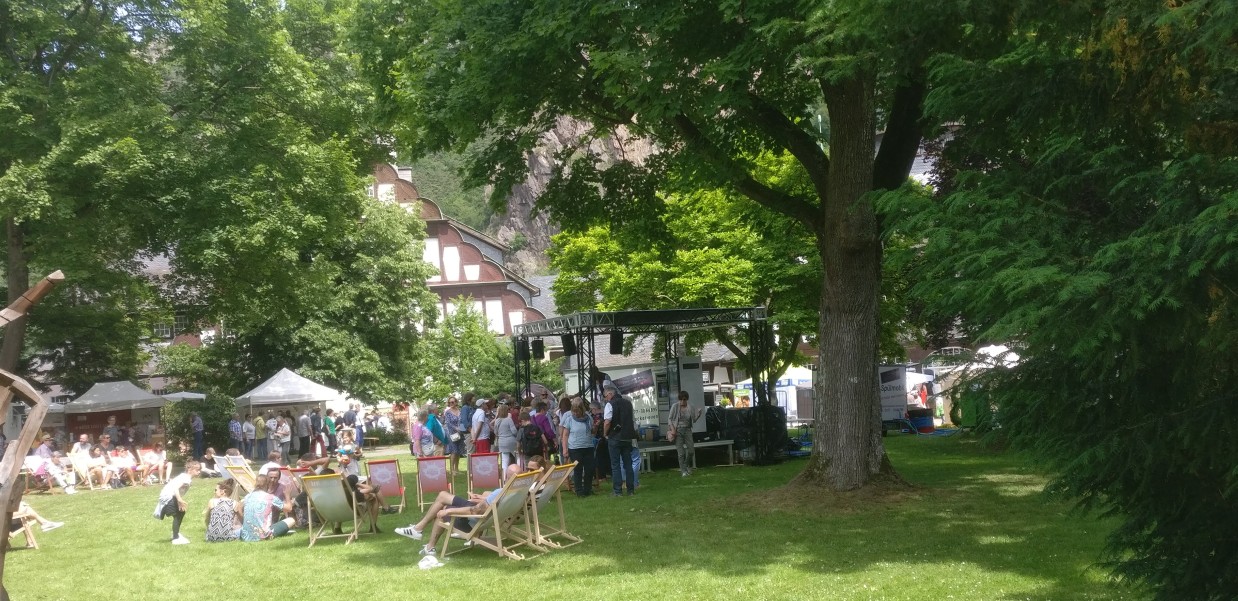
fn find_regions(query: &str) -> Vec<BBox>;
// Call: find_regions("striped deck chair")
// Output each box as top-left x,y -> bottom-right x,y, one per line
515,462 -> 582,549
466,452 -> 501,496
225,465 -> 257,499
365,459 -> 406,513
415,455 -> 452,512
301,473 -> 367,547
436,470 -> 543,561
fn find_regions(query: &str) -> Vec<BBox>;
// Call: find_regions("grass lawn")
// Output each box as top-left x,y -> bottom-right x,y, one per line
7,435 -> 1143,601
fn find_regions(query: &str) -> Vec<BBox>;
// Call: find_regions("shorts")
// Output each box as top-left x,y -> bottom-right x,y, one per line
474,439 -> 491,454
448,495 -> 472,532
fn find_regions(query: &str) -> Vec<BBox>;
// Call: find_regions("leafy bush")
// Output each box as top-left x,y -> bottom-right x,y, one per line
160,395 -> 236,461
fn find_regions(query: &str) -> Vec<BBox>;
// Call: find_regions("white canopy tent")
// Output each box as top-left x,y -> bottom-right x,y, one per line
65,381 -> 166,413
733,365 -> 815,390
235,368 -> 349,410
162,391 -> 207,401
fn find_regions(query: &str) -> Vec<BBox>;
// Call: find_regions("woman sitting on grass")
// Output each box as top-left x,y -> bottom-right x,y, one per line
238,473 -> 294,541
204,480 -> 240,542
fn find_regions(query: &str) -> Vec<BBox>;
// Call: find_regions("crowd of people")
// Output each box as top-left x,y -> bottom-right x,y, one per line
22,415 -> 176,495
18,384 -> 707,550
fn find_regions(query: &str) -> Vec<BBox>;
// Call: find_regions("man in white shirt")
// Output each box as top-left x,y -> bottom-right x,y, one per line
296,410 -> 311,455
470,398 -> 492,454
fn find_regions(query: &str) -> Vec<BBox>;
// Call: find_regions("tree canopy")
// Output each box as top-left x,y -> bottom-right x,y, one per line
2,0 -> 435,402
885,1 -> 1237,598
353,0 -> 993,490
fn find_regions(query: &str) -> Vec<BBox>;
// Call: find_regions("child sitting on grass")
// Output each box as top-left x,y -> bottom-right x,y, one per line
152,461 -> 202,545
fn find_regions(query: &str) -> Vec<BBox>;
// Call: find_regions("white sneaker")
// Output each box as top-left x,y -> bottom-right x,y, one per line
449,531 -> 467,539
394,526 -> 422,540
64,486 -> 76,495
41,522 -> 64,532
418,544 -> 436,556
172,536 -> 191,545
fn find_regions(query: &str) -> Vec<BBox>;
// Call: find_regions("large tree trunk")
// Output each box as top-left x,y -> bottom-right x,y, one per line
796,74 -> 890,491
0,216 -> 29,373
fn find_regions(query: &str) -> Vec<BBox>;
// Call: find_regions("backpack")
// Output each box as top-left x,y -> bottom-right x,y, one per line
518,424 -> 544,457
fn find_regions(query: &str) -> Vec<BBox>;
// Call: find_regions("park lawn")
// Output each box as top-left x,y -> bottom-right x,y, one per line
7,435 -> 1143,601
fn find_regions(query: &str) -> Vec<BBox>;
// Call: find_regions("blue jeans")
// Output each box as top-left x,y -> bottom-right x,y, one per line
192,431 -> 204,460
608,438 -> 635,494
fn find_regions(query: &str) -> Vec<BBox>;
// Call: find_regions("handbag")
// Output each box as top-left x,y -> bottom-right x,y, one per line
449,432 -> 462,443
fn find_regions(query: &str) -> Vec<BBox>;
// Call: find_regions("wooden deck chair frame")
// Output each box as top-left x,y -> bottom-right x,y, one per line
301,473 -> 367,547
436,470 -> 544,561
514,463 -> 582,549
218,454 -> 253,482
365,459 -> 406,514
466,452 -> 501,496
415,455 -> 452,512
277,467 -> 304,499
68,454 -> 99,491
225,465 -> 257,499
6,514 -> 38,550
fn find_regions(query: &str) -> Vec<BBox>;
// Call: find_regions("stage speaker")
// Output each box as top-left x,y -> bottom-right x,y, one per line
609,330 -> 624,355
561,334 -> 577,356
516,338 -> 530,360
531,339 -> 545,359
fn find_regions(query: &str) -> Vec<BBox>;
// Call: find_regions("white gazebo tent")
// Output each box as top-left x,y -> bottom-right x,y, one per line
65,381 -> 167,413
235,368 -> 349,412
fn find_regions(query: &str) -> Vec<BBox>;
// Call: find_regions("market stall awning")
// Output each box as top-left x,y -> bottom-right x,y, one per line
235,368 -> 346,407
65,381 -> 166,413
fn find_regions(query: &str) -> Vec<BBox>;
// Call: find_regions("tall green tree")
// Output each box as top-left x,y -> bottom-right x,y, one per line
549,185 -> 817,390
353,0 -> 1000,489
2,0 -> 435,401
886,1 -> 1237,597
412,298 -> 563,402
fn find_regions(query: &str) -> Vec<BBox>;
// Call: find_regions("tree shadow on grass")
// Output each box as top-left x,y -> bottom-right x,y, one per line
335,437 -> 1136,599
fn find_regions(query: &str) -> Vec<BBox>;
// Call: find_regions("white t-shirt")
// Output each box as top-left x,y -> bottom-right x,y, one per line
471,408 -> 490,438
159,472 -> 193,502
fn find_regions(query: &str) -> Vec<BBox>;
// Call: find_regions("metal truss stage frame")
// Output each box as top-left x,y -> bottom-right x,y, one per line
512,306 -> 780,465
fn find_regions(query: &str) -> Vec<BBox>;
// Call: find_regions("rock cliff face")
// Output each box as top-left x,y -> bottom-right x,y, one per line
492,117 -> 655,276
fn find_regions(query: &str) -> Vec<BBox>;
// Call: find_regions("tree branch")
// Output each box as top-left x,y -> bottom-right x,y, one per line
872,71 -> 927,191
741,92 -> 830,196
672,113 -> 822,232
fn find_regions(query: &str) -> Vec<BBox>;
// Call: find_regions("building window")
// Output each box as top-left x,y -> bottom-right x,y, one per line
153,322 -> 172,339
174,314 -> 192,335
485,299 -> 504,334
423,239 -> 441,283
443,246 -> 461,282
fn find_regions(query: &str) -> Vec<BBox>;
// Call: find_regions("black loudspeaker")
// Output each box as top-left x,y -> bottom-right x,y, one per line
516,338 -> 530,360
531,339 -> 545,360
561,334 -> 577,356
609,330 -> 624,355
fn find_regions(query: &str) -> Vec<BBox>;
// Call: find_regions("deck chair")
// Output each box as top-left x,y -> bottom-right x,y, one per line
68,454 -> 99,491
216,454 -> 249,482
436,470 -> 543,561
365,459 -> 406,513
466,452 -> 501,496
278,467 -> 306,498
225,465 -> 257,498
519,463 -> 582,549
415,455 -> 452,512
6,514 -> 38,550
301,473 -> 371,547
